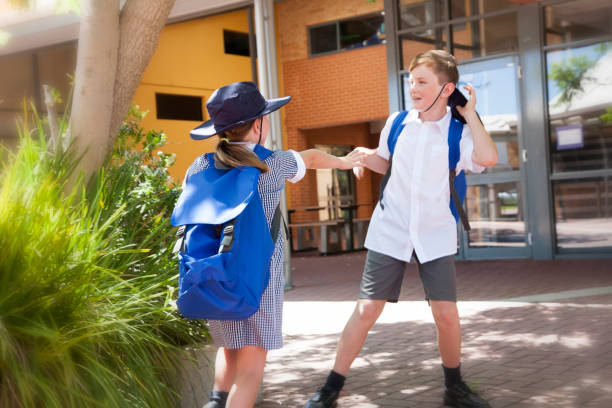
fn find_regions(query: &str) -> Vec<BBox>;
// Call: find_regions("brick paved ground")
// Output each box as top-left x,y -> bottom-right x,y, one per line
255,252 -> 612,408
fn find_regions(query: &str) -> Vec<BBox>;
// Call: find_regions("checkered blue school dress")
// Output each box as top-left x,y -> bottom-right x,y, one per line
185,150 -> 298,350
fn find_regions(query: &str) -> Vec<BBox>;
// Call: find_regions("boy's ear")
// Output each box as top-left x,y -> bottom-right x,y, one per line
443,82 -> 456,97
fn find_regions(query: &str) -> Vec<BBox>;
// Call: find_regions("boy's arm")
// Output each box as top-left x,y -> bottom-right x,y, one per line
456,84 -> 498,167
299,149 -> 364,170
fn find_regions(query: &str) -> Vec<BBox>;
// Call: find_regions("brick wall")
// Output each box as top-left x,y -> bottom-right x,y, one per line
277,0 -> 390,214
277,0 -> 383,62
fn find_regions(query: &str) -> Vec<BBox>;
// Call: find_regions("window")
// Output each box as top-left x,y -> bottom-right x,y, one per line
309,13 -> 385,56
223,30 -> 250,56
451,13 -> 518,60
310,24 -> 338,55
399,0 -> 442,30
544,0 -> 612,46
450,0 -> 517,19
155,93 -> 203,121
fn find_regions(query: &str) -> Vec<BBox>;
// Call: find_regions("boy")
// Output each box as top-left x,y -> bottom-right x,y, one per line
304,50 -> 498,408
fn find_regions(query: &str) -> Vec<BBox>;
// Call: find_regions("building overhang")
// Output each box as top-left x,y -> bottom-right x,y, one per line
0,0 -> 253,56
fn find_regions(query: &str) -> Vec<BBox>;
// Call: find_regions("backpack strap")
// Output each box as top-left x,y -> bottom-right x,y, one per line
255,145 -> 287,244
448,117 -> 471,231
379,111 -> 409,210
386,111 -> 409,156
270,204 -> 288,245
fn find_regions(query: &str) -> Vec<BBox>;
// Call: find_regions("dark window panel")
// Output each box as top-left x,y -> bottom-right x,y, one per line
155,93 -> 203,121
223,30 -> 250,57
339,15 -> 385,50
310,23 -> 338,55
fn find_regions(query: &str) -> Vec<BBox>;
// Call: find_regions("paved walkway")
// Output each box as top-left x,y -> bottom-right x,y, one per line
256,252 -> 612,408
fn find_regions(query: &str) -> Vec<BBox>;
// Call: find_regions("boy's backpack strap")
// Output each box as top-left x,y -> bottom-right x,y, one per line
448,117 -> 471,231
386,110 -> 409,156
379,111 -> 409,210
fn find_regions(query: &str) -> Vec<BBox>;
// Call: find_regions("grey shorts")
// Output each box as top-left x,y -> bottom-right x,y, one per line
358,249 -> 457,302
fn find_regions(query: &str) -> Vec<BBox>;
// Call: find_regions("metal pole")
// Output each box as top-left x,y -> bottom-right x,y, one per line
247,6 -> 259,86
254,0 -> 293,289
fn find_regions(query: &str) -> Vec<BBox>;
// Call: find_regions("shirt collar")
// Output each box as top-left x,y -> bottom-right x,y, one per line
403,107 -> 451,132
228,141 -> 257,151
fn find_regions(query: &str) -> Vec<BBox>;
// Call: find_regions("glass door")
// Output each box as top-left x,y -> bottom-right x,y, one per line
455,55 -> 530,258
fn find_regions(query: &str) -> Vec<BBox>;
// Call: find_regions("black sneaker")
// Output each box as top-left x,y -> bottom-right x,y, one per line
444,381 -> 491,408
202,401 -> 225,408
304,386 -> 340,408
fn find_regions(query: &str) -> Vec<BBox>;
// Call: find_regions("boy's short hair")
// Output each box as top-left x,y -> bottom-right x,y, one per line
409,50 -> 459,85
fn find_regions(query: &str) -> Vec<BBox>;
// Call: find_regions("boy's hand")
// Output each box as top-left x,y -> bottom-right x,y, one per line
350,147 -> 375,179
349,146 -> 389,178
455,83 -> 477,120
339,148 -> 366,170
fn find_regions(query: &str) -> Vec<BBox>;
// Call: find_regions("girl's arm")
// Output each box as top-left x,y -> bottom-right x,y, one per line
456,84 -> 498,167
299,149 -> 364,170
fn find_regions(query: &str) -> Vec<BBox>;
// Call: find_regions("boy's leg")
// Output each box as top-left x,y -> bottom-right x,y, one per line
305,250 -> 405,408
333,298 -> 387,375
429,300 -> 461,368
416,254 -> 490,408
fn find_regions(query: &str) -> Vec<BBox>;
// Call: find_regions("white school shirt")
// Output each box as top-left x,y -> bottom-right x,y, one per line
364,108 -> 485,263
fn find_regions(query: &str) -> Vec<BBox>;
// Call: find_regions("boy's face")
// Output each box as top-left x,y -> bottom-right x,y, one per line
408,64 -> 452,112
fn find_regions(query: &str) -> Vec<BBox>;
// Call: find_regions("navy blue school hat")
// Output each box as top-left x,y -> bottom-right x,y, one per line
190,81 -> 291,140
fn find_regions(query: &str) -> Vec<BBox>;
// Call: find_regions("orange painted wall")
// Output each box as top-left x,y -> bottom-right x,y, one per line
132,9 -> 253,182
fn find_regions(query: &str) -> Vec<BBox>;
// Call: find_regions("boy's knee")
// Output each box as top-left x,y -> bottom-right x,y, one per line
356,299 -> 385,323
431,302 -> 459,331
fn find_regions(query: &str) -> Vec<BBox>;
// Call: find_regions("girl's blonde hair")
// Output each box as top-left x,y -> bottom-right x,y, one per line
214,119 -> 269,172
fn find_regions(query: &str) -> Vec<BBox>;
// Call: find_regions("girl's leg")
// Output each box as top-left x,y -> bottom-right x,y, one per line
213,347 -> 238,391
226,345 -> 268,408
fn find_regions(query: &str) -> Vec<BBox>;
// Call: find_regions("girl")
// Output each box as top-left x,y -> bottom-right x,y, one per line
185,81 -> 363,408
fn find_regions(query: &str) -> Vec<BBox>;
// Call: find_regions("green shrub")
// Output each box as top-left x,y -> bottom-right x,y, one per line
0,106 -> 208,407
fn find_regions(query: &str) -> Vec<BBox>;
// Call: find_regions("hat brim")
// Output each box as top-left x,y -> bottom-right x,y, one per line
190,95 -> 292,140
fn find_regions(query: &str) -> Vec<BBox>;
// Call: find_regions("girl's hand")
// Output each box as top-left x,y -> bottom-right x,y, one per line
455,83 -> 477,119
353,166 -> 365,179
339,148 -> 367,170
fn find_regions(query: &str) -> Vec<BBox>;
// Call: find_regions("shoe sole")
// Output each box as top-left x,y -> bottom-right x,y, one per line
443,396 -> 490,408
443,396 -> 459,407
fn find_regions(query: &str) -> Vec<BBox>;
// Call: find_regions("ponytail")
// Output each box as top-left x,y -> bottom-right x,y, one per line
214,120 -> 269,172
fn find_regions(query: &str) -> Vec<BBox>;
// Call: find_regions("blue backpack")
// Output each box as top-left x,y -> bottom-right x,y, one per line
379,110 -> 471,230
170,145 -> 281,320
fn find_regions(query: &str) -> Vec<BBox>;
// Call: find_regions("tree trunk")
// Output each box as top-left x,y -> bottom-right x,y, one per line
71,0 -> 175,179
108,0 -> 176,154
70,0 -> 120,179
